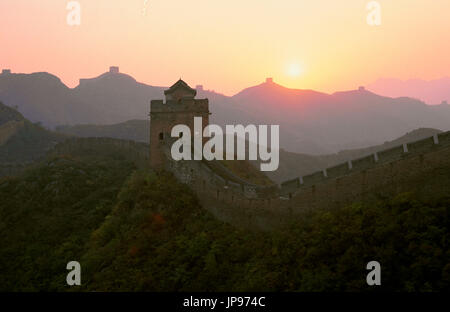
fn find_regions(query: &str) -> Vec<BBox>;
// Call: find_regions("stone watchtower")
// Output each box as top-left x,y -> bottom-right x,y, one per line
149,79 -> 210,168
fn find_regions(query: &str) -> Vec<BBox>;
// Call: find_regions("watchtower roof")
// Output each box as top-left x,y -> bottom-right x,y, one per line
164,79 -> 197,97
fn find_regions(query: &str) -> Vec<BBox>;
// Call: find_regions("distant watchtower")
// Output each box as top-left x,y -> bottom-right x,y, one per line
149,79 -> 210,168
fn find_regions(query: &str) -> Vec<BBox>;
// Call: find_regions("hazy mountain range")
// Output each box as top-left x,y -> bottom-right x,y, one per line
367,77 -> 450,105
0,101 -> 444,183
1,69 -> 450,154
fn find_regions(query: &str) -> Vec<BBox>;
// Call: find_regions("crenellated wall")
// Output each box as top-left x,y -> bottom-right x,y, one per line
164,131 -> 450,230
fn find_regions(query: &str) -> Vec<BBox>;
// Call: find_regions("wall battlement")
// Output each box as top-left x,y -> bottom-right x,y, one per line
150,98 -> 209,114
279,131 -> 450,195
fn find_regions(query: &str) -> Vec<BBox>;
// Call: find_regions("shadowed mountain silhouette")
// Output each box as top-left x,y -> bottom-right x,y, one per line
0,72 -> 94,126
1,69 -> 450,154
226,80 -> 450,153
74,69 -> 166,124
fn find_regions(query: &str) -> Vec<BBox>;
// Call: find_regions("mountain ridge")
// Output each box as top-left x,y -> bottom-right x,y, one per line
367,77 -> 450,105
1,69 -> 450,154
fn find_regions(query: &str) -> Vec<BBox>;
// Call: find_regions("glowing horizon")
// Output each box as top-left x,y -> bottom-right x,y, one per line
1,0 -> 450,96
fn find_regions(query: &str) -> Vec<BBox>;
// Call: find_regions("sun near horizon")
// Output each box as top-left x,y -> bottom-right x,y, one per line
1,0 -> 450,95
286,63 -> 304,79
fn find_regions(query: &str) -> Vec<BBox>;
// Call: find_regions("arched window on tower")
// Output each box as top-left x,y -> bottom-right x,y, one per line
159,132 -> 164,141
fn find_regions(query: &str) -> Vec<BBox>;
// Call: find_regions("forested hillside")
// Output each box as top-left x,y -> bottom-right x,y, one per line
0,101 -> 67,163
0,141 -> 449,291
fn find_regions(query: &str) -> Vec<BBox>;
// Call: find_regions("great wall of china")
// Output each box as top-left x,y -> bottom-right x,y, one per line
164,131 -> 450,230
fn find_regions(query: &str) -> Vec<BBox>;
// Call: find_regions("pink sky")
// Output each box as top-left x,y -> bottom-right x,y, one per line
1,0 -> 450,96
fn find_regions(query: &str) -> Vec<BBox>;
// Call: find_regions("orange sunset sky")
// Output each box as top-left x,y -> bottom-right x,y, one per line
1,0 -> 449,96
